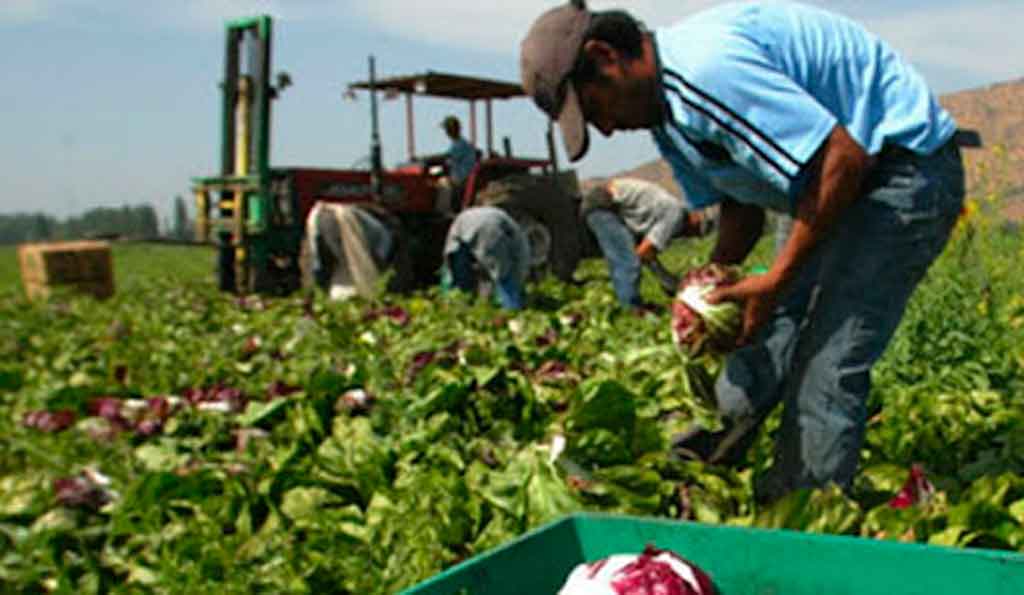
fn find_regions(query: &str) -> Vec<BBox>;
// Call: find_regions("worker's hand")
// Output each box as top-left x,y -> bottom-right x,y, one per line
706,273 -> 781,346
634,238 -> 658,262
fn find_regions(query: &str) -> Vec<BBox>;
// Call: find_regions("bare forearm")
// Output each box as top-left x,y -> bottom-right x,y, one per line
769,126 -> 873,286
635,238 -> 658,262
710,200 -> 764,265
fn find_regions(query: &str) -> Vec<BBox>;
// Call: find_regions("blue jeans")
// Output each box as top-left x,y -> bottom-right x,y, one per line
585,209 -> 642,307
715,139 -> 965,502
447,242 -> 525,310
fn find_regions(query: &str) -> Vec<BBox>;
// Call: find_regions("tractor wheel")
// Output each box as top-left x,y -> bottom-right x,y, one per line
247,247 -> 303,296
512,211 -> 553,271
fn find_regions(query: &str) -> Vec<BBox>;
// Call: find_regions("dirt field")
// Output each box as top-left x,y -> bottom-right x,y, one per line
1003,196 -> 1024,222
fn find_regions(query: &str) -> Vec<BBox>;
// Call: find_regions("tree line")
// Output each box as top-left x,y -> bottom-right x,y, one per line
0,197 -> 194,245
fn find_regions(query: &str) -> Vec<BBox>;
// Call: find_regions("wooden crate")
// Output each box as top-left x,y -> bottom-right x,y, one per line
17,241 -> 115,300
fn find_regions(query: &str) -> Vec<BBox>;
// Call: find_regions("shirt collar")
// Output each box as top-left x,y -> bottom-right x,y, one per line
650,32 -> 670,129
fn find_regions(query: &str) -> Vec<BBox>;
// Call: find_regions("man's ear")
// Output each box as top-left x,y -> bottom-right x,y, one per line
581,39 -> 619,70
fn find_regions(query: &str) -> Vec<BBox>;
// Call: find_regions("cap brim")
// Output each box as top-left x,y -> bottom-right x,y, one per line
557,84 -> 590,162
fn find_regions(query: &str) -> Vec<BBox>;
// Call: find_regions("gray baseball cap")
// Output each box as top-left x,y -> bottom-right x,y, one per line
520,1 -> 592,162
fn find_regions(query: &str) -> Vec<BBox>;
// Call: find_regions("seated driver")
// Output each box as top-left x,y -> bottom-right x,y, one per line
441,115 -> 478,213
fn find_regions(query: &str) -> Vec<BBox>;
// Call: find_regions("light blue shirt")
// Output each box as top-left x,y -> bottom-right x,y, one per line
447,137 -> 478,185
652,1 -> 957,213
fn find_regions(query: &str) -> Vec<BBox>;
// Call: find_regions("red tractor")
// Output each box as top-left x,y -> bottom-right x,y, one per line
193,15 -> 585,294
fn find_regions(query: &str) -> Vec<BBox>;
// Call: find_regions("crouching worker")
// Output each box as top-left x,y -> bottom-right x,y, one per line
306,201 -> 407,301
582,177 -> 706,307
443,206 -> 531,310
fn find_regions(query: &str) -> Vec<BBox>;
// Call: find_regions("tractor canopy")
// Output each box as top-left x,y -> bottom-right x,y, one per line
346,69 -> 560,175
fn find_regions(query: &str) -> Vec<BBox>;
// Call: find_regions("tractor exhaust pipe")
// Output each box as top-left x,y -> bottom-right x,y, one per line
368,55 -> 383,199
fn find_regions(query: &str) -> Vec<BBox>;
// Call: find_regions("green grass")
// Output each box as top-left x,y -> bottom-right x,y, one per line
0,242 -> 214,297
0,236 -> 759,309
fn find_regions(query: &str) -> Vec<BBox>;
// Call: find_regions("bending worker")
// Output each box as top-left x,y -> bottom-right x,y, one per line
521,1 -> 965,502
582,176 -> 706,307
443,206 -> 531,310
306,201 -> 406,301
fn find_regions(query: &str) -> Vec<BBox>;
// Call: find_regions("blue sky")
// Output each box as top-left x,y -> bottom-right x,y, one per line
1,0 -> 1021,222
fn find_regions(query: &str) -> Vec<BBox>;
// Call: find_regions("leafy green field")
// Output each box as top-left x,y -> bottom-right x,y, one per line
2,219 -> 1024,593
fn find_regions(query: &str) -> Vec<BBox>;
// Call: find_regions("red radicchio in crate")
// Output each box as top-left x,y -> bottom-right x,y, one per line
559,545 -> 717,595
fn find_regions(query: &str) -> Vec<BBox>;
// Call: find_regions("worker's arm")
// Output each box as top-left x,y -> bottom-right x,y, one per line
708,125 -> 874,343
636,186 -> 688,261
635,238 -> 659,262
709,200 -> 765,265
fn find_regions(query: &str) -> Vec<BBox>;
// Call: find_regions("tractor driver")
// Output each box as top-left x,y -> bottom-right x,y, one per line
441,115 -> 479,213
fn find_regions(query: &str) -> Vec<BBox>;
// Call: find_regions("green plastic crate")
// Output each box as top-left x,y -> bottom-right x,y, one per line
402,513 -> 1024,595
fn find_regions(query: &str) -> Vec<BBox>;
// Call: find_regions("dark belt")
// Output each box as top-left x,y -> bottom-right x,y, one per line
878,132 -> 962,163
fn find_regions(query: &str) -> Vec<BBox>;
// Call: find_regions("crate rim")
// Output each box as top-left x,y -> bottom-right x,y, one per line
400,511 -> 1024,594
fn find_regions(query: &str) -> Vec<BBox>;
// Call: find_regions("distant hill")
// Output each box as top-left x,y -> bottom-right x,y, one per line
943,78 -> 1024,217
606,78 -> 1024,216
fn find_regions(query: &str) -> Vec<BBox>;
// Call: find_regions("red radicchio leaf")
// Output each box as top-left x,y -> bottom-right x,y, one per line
89,396 -> 179,437
534,360 -> 573,383
888,464 -> 936,509
266,380 -> 302,399
241,336 -> 262,358
22,410 -> 77,433
364,305 -> 410,327
182,387 -> 207,405
670,299 -> 702,345
53,474 -> 112,510
535,327 -> 559,347
88,397 -> 129,428
407,341 -> 463,382
610,545 -> 717,595
671,264 -> 742,357
145,397 -> 174,420
182,386 -> 247,412
612,559 -> 689,595
408,350 -> 437,378
134,418 -> 164,437
211,386 -> 246,412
